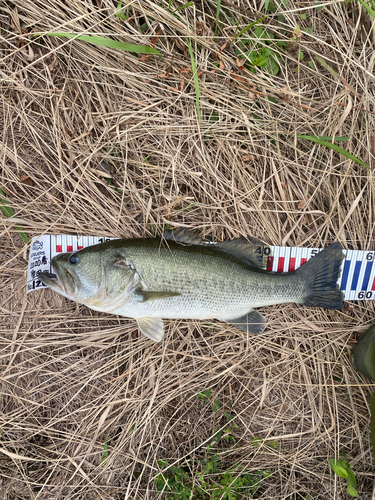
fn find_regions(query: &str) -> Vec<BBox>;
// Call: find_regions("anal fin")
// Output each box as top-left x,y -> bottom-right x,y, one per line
223,309 -> 267,335
137,317 -> 165,342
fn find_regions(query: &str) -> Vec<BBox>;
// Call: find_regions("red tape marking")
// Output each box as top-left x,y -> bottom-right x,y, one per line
267,256 -> 273,271
289,257 -> 295,272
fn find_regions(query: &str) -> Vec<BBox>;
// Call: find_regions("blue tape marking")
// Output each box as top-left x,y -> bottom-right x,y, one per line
341,260 -> 351,291
351,261 -> 362,291
361,261 -> 373,291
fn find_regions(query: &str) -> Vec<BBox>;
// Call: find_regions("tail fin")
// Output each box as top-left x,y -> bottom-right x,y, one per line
296,242 -> 345,309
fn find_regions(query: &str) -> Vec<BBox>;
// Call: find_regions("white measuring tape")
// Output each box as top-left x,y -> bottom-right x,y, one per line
27,234 -> 375,301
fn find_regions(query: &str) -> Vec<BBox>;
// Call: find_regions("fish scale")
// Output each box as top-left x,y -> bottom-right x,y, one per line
116,241 -> 305,319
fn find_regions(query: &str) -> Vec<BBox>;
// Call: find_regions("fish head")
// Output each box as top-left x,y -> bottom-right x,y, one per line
39,247 -> 103,302
39,244 -> 136,306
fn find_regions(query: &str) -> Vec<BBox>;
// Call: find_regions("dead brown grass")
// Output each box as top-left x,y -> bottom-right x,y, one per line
1,0 -> 375,498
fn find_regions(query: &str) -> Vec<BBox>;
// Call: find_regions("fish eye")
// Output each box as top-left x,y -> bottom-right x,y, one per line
69,254 -> 79,265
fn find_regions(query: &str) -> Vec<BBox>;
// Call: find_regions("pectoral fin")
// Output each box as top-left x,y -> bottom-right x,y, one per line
113,259 -> 130,269
223,309 -> 267,335
137,317 -> 165,342
135,290 -> 180,302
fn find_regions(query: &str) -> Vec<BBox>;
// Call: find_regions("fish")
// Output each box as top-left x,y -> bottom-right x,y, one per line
39,230 -> 345,342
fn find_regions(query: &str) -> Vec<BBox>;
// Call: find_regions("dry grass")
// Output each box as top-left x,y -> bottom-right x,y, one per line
1,0 -> 375,498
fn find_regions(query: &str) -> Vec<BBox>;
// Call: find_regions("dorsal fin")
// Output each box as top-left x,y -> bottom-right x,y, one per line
163,228 -> 204,245
215,237 -> 272,268
163,230 -> 272,268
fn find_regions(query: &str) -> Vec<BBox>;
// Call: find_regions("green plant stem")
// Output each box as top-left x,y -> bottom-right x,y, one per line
0,188 -> 29,242
32,33 -> 161,56
297,135 -> 369,169
186,38 -> 200,124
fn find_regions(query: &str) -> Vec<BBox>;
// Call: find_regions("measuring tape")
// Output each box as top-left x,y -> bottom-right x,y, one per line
27,234 -> 375,301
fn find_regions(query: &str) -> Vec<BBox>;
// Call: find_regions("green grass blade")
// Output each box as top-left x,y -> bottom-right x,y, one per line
100,437 -> 110,466
315,54 -> 338,78
116,0 -> 129,20
186,38 -> 200,124
315,136 -> 349,142
231,17 -> 242,40
0,193 -> 15,219
174,1 -> 194,13
33,33 -> 161,56
0,188 -> 29,242
14,226 -> 29,243
215,0 -> 222,36
357,0 -> 375,18
232,16 -> 268,42
314,55 -> 362,101
297,135 -> 369,169
176,202 -> 198,212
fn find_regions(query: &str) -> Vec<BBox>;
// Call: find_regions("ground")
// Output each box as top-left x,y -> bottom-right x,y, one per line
1,0 -> 375,498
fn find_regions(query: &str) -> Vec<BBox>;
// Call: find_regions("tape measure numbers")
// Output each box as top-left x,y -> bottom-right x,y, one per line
27,235 -> 375,301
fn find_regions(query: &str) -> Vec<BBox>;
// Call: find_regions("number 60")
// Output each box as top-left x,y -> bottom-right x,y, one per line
358,291 -> 373,299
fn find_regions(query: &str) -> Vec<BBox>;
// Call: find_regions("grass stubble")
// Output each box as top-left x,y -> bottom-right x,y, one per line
0,0 -> 375,498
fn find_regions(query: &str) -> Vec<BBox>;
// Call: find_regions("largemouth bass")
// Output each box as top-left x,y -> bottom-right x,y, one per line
39,230 -> 345,342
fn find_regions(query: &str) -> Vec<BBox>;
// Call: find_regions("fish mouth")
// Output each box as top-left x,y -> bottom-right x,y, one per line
39,270 -> 65,293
